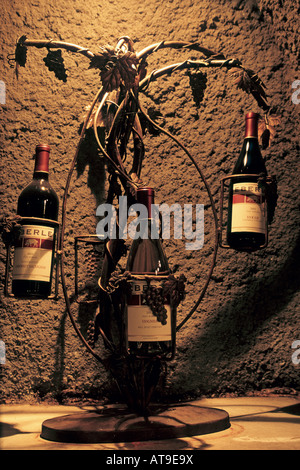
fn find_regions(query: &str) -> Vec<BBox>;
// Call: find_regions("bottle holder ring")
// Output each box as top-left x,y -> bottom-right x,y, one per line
219,174 -> 269,250
3,216 -> 60,299
74,235 -> 105,303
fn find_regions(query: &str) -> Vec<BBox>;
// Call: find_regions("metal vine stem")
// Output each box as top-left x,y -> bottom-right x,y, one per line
12,36 -> 271,370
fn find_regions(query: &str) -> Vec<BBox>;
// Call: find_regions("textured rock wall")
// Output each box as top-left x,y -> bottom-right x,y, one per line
0,0 -> 299,403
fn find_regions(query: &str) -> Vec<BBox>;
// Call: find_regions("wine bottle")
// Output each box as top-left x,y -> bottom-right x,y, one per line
125,187 -> 176,359
12,144 -> 59,298
227,112 -> 268,251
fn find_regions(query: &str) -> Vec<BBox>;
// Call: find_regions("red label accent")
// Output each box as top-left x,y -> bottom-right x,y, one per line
23,237 -> 40,248
41,239 -> 53,250
128,295 -> 140,306
232,194 -> 245,204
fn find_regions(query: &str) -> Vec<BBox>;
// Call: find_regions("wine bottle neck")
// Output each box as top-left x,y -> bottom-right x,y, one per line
33,171 -> 49,180
136,187 -> 155,218
33,144 -> 50,175
244,112 -> 259,139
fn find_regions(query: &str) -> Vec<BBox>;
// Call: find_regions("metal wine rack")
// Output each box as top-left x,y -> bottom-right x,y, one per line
74,234 -> 105,303
3,216 -> 60,299
1,35 -> 279,432
219,173 -> 270,250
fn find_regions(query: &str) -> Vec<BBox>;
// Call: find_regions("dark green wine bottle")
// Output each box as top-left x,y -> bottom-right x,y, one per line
126,187 -> 176,359
12,144 -> 59,298
227,112 -> 268,251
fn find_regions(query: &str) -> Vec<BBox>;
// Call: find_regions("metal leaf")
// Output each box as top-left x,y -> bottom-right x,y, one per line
43,49 -> 67,82
90,47 -> 139,91
15,35 -> 28,67
258,113 -> 281,149
230,67 -> 269,110
13,35 -> 28,77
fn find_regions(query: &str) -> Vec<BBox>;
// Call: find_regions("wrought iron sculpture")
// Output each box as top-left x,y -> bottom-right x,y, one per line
2,35 -> 278,416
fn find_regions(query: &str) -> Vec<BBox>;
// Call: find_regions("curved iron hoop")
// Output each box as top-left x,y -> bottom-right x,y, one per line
13,36 -> 269,365
59,65 -> 221,364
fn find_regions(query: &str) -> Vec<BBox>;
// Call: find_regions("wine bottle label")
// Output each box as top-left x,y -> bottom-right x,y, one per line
12,225 -> 55,282
127,279 -> 172,342
231,182 -> 266,234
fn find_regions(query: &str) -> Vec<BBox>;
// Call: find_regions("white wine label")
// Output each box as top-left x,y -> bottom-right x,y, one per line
12,225 -> 55,282
231,182 -> 266,234
127,279 -> 172,342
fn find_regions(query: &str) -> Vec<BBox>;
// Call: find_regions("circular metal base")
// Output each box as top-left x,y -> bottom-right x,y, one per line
41,403 -> 230,443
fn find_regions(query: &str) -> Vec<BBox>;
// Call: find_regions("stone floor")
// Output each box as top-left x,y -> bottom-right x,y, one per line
1,396 -> 299,451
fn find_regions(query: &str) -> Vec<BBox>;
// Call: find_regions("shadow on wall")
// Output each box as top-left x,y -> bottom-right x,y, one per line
76,127 -> 107,207
184,230 -> 300,369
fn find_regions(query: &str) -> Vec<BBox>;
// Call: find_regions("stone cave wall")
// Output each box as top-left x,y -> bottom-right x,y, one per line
0,0 -> 299,403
